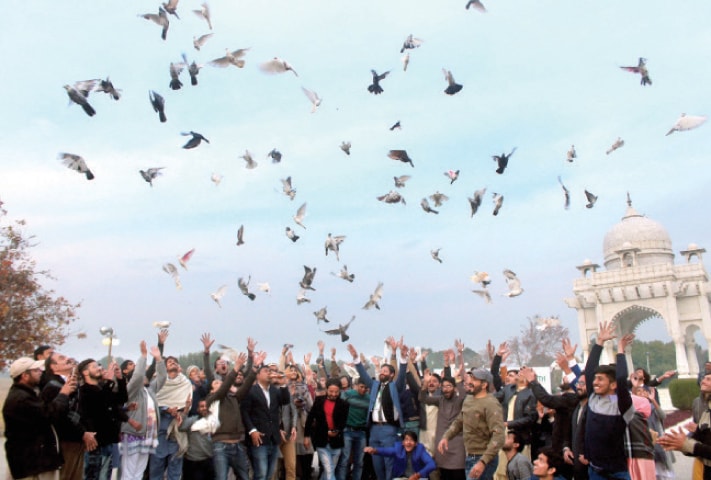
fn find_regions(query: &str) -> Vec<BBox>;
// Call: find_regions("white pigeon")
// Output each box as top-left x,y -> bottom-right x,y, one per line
503,269 -> 523,297
193,3 -> 212,29
162,263 -> 182,290
259,57 -> 298,76
313,306 -> 330,323
302,87 -> 322,113
665,113 -> 707,136
193,33 -> 214,51
470,271 -> 491,287
331,265 -> 355,283
362,282 -> 384,310
492,193 -> 504,216
535,316 -> 561,331
211,172 -> 223,186
153,321 -> 172,328
400,34 -> 423,53
257,282 -> 271,294
210,48 -> 250,68
393,175 -> 411,188
241,150 -> 257,169
471,289 -> 492,304
566,145 -> 577,162
325,233 -> 346,261
281,177 -> 296,200
210,285 -> 227,307
293,203 -> 307,229
401,52 -> 410,72
296,288 -> 311,305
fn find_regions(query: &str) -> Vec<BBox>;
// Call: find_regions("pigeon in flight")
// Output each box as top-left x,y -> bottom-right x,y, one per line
325,234 -> 346,261
470,271 -> 491,287
296,288 -> 311,305
493,148 -> 517,174
429,192 -> 449,207
400,34 -> 423,53
182,131 -> 209,149
332,265 -> 355,283
64,80 -> 97,117
300,266 -> 317,291
193,2 -> 212,29
665,113 -> 708,136
210,173 -> 223,186
471,289 -> 492,304
138,7 -> 169,40
401,52 -> 410,72
193,33 -> 214,51
322,316 -> 355,342
58,153 -> 94,180
149,90 -> 167,123
368,70 -> 390,95
466,0 -> 487,12
268,148 -> 282,163
390,121 -> 402,131
257,282 -> 271,294
211,285 -> 227,308
557,176 -> 570,210
535,316 -> 561,331
430,248 -> 443,263
179,248 -> 195,269
162,0 -> 180,19
420,198 -> 439,214
313,306 -> 330,324
606,137 -> 624,155
340,141 -> 351,155
293,203 -> 307,229
444,170 -> 460,184
468,187 -> 487,217
241,150 -> 257,169
153,321 -> 172,329
260,57 -> 299,76
238,276 -> 256,301
140,167 -> 164,186
378,190 -> 406,205
95,77 -> 121,100
281,177 -> 296,200
388,150 -> 414,167
492,192 -> 504,216
584,190 -> 598,209
619,57 -> 652,86
236,224 -> 244,246
182,54 -> 203,86
162,263 -> 182,290
566,145 -> 576,163
443,69 -> 463,95
285,227 -> 300,243
210,48 -> 250,68
393,175 -> 411,188
363,282 -> 384,310
302,87 -> 322,113
503,269 -> 523,297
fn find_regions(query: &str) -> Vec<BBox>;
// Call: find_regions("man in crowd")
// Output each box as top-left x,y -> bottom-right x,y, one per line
305,378 -> 350,480
336,377 -> 370,480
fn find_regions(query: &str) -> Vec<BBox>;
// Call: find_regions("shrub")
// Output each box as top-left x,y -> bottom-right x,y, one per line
668,378 -> 700,410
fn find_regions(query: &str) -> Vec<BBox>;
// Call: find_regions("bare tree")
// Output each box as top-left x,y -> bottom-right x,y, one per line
506,315 -> 569,367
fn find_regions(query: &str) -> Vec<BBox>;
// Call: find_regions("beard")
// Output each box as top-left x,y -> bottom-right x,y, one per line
468,383 -> 484,396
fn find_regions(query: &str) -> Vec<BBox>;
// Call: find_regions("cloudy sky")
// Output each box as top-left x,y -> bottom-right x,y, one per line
1,1 -> 709,364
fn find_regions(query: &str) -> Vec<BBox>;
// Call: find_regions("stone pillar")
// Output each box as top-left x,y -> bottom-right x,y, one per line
686,334 -> 700,377
673,335 -> 691,377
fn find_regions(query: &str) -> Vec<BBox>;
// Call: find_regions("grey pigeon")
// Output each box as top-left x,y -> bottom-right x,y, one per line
300,265 -> 317,291
268,148 -> 282,163
619,57 -> 652,86
492,192 -> 504,216
431,248 -> 443,263
558,176 -> 570,210
429,191 -> 449,207
238,276 -> 256,300
140,167 -> 164,186
332,265 -> 355,283
368,70 -> 390,95
468,187 -> 487,217
584,190 -> 598,209
313,306 -> 330,324
420,198 -> 439,214
64,80 -> 97,117
388,150 -> 414,167
393,175 -> 411,188
169,62 -> 184,90
149,90 -> 167,122
493,147 -> 517,174
443,69 -> 463,95
285,227 -> 300,243
95,77 -> 121,100
322,316 -> 355,342
362,282 -> 384,310
236,224 -> 244,246
138,7 -> 169,40
182,131 -> 209,149
59,153 -> 94,180
377,190 -> 406,205
400,34 -> 423,53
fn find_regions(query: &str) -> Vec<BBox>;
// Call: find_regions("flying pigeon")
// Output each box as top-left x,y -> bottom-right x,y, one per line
465,0 -> 487,12
178,249 -> 195,270
468,188 -> 487,217
429,192 -> 449,207
95,77 -> 121,100
420,198 -> 439,214
285,227 -> 300,243
257,282 -> 271,294
388,150 -> 414,167
241,150 -> 257,169
138,7 -> 169,40
169,62 -> 184,90
493,148 -> 517,174
58,153 -> 94,180
268,148 -> 282,163
140,167 -> 164,186
492,192 -> 504,216
557,176 -> 570,210
401,53 -> 410,72
193,33 -> 214,51
296,288 -> 311,305
584,190 -> 598,208
566,145 -> 576,163
162,0 -> 180,19
238,276 -> 256,301
211,173 -> 223,186
390,121 -> 401,131
340,141 -> 351,155
325,233 -> 346,261
182,131 -> 209,149
619,57 -> 652,86
300,266 -> 317,291
535,316 -> 561,331
64,80 -> 97,117
281,177 -> 296,200
363,282 -> 384,310
322,316 -> 356,342
293,203 -> 307,229
149,90 -> 167,123
443,69 -> 463,95
302,87 -> 322,113
378,190 -> 406,205
236,224 -> 244,246
444,170 -> 460,184
665,113 -> 708,136
162,262 -> 182,290
182,54 -> 203,86
332,265 -> 355,283
313,306 -> 330,324
430,248 -> 443,263
210,48 -> 250,68
211,285 -> 227,308
259,57 -> 298,76
606,137 -> 624,155
193,2 -> 212,29
470,271 -> 491,287
393,175 -> 411,188
503,269 -> 523,297
368,70 -> 390,95
400,34 -> 423,53
471,289 -> 492,304
153,321 -> 172,329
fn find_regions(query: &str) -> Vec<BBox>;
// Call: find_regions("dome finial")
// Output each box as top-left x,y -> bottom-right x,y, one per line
626,192 -> 632,207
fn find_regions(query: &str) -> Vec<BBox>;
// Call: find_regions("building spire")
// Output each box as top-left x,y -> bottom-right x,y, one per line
626,192 -> 632,207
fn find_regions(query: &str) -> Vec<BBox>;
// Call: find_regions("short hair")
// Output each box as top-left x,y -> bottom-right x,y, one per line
326,378 -> 342,389
34,345 -> 52,360
339,375 -> 352,388
165,356 -> 179,365
538,447 -> 563,474
635,368 -> 651,385
381,364 -> 395,376
354,377 -> 368,386
430,373 -> 442,383
257,365 -> 271,374
214,358 -> 227,368
507,369 -> 519,375
508,431 -> 524,452
77,358 -> 96,377
402,430 -> 418,442
120,360 -> 134,371
441,376 -> 456,387
594,364 -> 616,383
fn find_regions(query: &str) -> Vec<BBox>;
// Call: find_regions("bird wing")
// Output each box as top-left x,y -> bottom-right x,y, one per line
671,114 -> 707,133
73,79 -> 99,97
180,248 -> 195,265
503,269 -> 517,280
372,282 -> 384,300
301,87 -> 319,104
209,55 -> 231,67
259,58 -> 289,74
442,69 -> 455,84
58,153 -> 88,173
212,285 -> 227,299
619,66 -> 642,74
294,202 -> 307,221
162,262 -> 178,276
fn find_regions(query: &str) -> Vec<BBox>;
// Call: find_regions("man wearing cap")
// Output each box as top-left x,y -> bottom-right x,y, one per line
438,368 -> 505,480
3,356 -> 77,480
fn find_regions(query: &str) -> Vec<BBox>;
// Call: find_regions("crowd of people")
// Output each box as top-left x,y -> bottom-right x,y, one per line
2,322 -> 707,480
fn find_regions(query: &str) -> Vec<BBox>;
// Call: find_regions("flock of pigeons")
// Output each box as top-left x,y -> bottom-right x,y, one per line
53,2 -> 708,342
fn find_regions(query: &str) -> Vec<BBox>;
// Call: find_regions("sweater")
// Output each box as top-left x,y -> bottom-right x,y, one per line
443,393 -> 505,466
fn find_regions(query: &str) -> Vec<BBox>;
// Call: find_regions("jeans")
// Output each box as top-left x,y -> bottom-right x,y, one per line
150,411 -> 182,480
317,445 -> 342,480
337,429 -> 367,480
85,444 -> 113,480
369,424 -> 399,480
213,441 -> 250,480
465,454 -> 498,480
587,467 -> 631,480
251,443 -> 281,480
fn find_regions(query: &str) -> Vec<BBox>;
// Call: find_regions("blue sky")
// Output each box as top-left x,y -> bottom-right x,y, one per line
1,1 -> 710,364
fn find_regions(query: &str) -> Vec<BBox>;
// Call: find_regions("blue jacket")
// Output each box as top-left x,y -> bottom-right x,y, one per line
355,361 -> 407,428
375,442 -> 436,478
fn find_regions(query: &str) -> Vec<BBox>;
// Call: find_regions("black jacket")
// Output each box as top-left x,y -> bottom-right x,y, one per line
304,395 -> 349,448
41,373 -> 86,443
241,382 -> 291,446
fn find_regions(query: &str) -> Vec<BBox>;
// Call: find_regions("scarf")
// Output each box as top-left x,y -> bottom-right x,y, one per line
156,373 -> 193,408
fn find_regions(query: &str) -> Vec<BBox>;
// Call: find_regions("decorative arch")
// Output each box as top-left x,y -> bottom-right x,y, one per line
611,305 -> 665,335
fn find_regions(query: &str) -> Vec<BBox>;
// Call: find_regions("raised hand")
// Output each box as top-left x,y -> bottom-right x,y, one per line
233,352 -> 248,371
386,336 -> 398,351
201,332 -> 215,352
618,333 -> 635,353
555,352 -> 571,374
304,352 -> 313,365
253,351 -> 267,366
158,328 -> 169,345
317,340 -> 325,354
596,321 -> 616,346
486,340 -> 495,362
454,338 -> 464,354
140,340 -> 147,357
498,342 -> 510,362
562,337 -> 577,359
346,344 -> 358,360
247,337 -> 257,352
150,345 -> 162,360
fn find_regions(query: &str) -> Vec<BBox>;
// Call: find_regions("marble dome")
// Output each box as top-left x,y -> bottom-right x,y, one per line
603,204 -> 674,269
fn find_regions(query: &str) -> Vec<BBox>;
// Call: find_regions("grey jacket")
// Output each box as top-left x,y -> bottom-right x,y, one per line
121,355 -> 167,436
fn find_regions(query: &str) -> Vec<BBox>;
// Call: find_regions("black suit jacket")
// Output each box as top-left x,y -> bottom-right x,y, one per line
304,395 -> 349,448
241,382 -> 291,446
